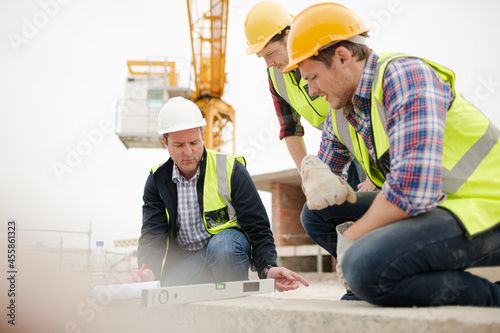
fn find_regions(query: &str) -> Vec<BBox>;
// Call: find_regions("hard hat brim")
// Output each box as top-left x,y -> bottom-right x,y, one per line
157,119 -> 207,135
283,62 -> 299,72
246,36 -> 273,55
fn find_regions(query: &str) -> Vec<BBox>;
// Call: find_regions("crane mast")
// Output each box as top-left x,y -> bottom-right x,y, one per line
187,0 -> 235,153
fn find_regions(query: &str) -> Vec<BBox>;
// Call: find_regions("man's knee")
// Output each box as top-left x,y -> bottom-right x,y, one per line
207,229 -> 249,260
342,240 -> 385,300
300,203 -> 312,230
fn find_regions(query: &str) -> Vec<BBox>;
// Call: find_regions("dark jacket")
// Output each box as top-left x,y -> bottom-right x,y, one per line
137,148 -> 278,280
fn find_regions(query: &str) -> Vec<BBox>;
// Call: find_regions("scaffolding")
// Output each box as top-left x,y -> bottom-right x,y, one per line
115,59 -> 191,149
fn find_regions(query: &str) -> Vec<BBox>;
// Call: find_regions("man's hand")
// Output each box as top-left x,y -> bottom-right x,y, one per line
267,267 -> 309,292
301,155 -> 357,210
357,177 -> 376,192
130,268 -> 155,283
336,221 -> 355,290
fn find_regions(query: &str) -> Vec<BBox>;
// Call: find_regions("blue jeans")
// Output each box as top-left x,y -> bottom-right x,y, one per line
162,228 -> 250,286
301,191 -> 377,258
302,191 -> 500,306
343,207 -> 500,307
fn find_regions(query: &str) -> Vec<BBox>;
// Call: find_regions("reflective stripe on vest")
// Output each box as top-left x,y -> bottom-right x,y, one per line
269,67 -> 328,129
441,118 -> 499,194
216,153 -> 237,222
332,108 -> 386,187
198,150 -> 245,234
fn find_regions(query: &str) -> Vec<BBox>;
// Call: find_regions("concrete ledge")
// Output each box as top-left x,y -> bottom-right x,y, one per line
12,245 -> 500,333
90,294 -> 500,333
87,275 -> 500,333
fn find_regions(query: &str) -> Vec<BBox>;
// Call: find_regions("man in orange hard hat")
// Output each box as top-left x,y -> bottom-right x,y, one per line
287,3 -> 500,307
131,97 -> 309,292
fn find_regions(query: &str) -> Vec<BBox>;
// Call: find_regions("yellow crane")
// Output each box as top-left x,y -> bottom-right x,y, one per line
187,0 -> 235,153
116,0 -> 235,153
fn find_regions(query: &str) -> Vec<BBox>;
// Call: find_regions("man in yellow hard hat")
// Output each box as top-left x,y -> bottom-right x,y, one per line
287,3 -> 500,307
244,1 -> 374,191
131,97 -> 309,292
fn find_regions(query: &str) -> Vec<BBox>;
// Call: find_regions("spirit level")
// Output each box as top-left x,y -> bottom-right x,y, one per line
141,279 -> 275,307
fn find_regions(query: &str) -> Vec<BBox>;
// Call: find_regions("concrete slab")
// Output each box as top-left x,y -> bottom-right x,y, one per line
84,273 -> 500,333
6,249 -> 499,333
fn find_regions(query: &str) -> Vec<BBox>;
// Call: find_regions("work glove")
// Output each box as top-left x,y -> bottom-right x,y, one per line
301,155 -> 357,210
336,221 -> 355,290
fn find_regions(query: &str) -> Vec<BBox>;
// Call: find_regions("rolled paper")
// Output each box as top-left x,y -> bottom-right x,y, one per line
92,281 -> 161,300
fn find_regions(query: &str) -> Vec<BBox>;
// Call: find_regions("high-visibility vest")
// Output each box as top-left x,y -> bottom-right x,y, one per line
152,149 -> 247,275
332,52 -> 500,236
269,67 -> 329,129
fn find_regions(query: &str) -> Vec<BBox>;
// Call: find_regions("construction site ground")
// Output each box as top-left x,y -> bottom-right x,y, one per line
87,269 -> 500,333
5,250 -> 500,333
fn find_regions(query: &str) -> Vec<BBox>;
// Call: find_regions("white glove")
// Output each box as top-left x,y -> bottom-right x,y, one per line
301,155 -> 357,210
336,221 -> 355,290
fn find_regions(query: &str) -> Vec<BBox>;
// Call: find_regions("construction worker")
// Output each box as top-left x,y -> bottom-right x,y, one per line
244,1 -> 374,192
130,97 -> 309,292
286,3 -> 500,306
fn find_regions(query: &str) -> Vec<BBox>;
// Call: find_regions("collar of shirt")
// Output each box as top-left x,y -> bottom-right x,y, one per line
292,67 -> 301,83
172,163 -> 200,184
346,53 -> 379,160
344,52 -> 378,124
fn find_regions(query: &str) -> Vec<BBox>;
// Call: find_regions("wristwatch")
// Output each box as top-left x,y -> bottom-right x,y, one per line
260,265 -> 274,279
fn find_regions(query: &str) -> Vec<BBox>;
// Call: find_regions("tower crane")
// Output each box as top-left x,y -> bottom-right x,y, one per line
187,0 -> 235,153
115,0 -> 235,153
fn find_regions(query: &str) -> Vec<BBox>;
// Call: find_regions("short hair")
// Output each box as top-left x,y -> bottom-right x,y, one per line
162,127 -> 204,144
312,32 -> 372,67
267,26 -> 290,45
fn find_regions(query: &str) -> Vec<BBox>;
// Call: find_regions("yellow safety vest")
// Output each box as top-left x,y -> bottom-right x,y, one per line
332,52 -> 500,236
152,149 -> 247,275
269,67 -> 329,129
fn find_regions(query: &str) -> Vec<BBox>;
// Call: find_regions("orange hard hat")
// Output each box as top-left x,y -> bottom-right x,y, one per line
284,2 -> 369,72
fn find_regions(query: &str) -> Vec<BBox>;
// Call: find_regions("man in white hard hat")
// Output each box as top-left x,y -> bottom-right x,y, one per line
131,97 -> 309,292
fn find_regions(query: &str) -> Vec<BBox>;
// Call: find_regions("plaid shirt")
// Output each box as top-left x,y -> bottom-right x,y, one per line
319,53 -> 453,216
268,68 -> 305,140
172,164 -> 211,251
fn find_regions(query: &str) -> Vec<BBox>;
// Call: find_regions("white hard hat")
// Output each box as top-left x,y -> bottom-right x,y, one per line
157,97 -> 207,134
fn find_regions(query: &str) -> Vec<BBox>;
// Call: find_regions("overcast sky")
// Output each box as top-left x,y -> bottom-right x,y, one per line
1,0 -> 499,253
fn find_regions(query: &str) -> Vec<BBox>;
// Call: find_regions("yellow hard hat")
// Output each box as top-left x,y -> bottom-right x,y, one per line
244,1 -> 293,55
284,2 -> 369,72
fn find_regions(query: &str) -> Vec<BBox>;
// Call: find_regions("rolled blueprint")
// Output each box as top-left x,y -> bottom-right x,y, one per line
92,281 -> 161,300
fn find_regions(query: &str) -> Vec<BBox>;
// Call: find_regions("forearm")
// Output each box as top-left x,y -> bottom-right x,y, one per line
343,191 -> 410,240
285,135 -> 307,172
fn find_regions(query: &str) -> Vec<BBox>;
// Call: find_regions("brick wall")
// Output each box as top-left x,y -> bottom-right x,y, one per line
270,182 -> 315,247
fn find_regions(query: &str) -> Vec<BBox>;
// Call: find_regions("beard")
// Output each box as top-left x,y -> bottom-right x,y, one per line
326,66 -> 357,112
